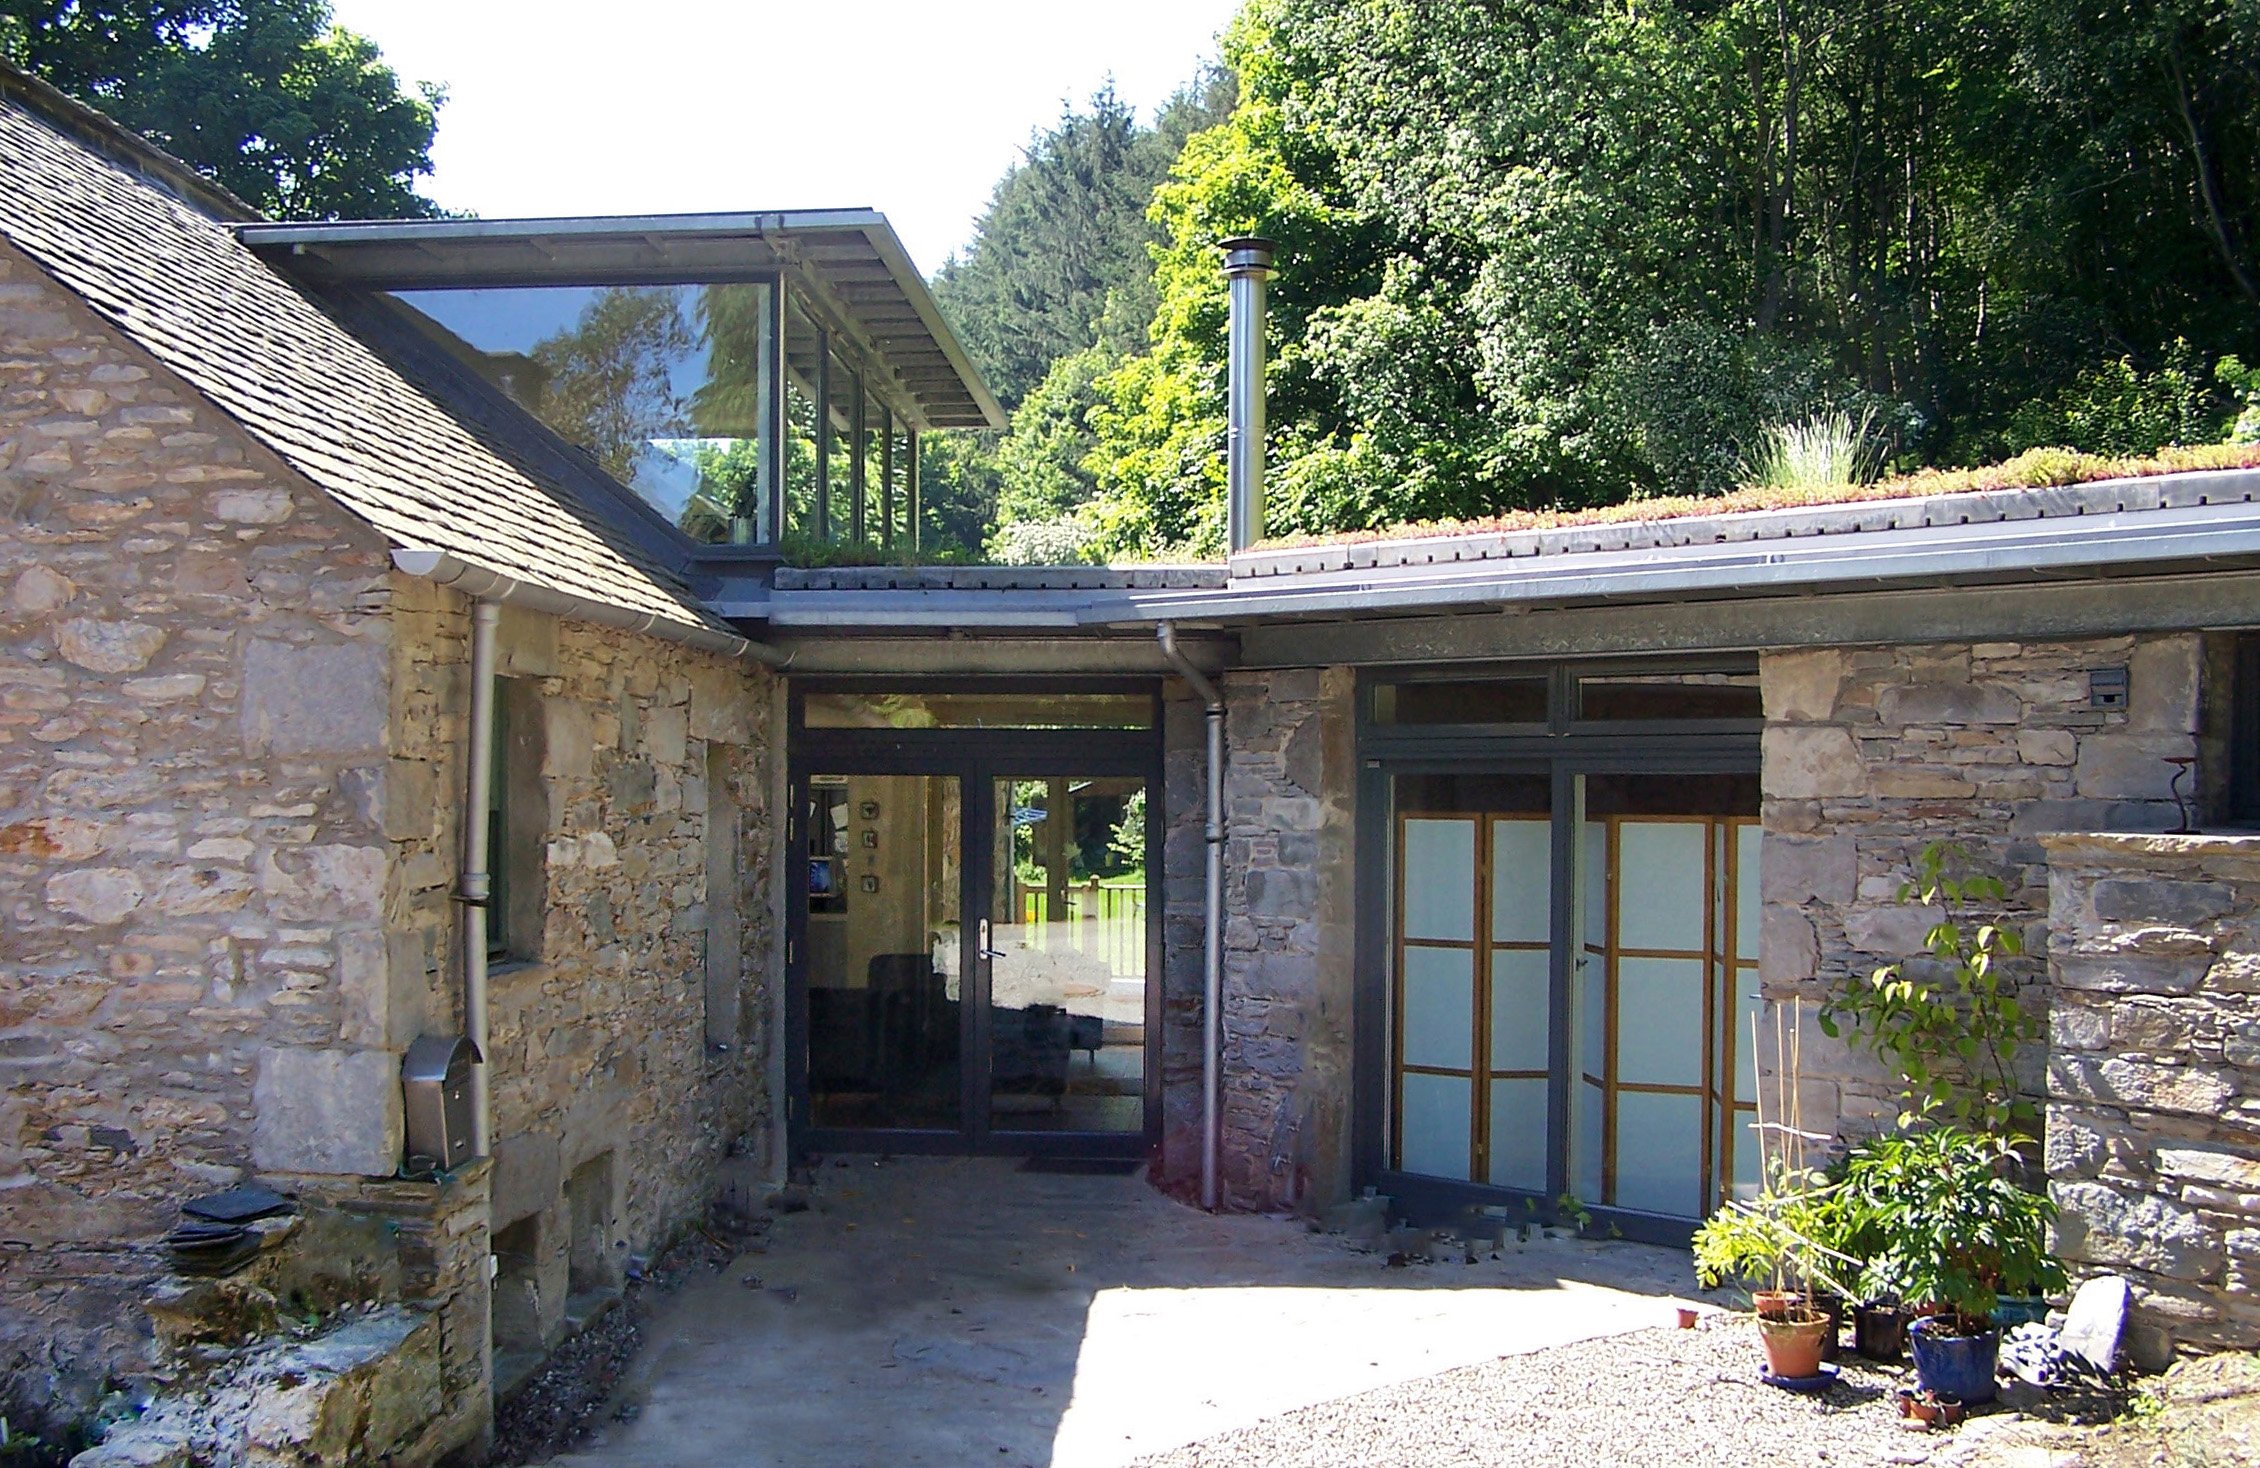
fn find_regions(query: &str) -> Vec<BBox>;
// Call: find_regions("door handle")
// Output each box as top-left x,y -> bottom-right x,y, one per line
976,918 -> 1006,961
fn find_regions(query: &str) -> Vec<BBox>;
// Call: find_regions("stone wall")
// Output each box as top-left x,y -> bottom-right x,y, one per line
387,577 -> 778,1363
1760,636 -> 2200,1134
2043,832 -> 2260,1369
1160,667 -> 1356,1210
0,240 -> 399,1419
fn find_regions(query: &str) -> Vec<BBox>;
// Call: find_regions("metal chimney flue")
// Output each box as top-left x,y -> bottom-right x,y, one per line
1221,237 -> 1275,555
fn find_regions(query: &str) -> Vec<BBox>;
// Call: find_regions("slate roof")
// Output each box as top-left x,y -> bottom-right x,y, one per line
0,68 -> 724,636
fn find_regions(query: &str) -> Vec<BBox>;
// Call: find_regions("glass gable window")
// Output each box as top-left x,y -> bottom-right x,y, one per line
389,282 -> 779,545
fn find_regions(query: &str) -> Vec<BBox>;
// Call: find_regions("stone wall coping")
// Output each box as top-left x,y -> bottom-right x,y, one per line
2040,831 -> 2260,857
257,1155 -> 493,1206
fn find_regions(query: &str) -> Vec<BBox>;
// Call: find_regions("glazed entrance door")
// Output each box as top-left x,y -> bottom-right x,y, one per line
802,772 -> 966,1132
788,684 -> 1160,1158
980,775 -> 1149,1138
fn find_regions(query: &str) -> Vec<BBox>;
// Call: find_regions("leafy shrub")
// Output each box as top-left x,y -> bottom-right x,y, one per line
987,515 -> 1105,566
1818,843 -> 2042,1135
1836,1127 -> 2066,1333
2220,356 -> 2260,444
2004,341 -> 2226,457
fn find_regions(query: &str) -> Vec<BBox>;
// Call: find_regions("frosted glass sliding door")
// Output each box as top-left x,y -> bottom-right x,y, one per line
1565,773 -> 1760,1221
1396,816 -> 1477,1180
1487,816 -> 1550,1191
1389,775 -> 1551,1188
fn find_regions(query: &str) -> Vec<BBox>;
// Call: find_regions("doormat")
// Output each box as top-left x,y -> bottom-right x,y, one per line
1018,1156 -> 1143,1176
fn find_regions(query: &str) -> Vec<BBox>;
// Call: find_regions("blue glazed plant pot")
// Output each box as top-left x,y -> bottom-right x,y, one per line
1910,1316 -> 1999,1405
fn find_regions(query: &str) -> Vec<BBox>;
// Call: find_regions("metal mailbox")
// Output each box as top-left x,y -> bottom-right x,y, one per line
402,1033 -> 480,1173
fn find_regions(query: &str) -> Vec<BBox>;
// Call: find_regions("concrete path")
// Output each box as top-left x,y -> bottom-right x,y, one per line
541,1157 -> 1708,1468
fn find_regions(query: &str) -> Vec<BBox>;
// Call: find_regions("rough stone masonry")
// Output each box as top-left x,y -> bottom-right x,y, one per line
2045,831 -> 2260,1368
1758,635 -> 2200,1139
1,228 -> 784,1443
0,236 -> 399,1418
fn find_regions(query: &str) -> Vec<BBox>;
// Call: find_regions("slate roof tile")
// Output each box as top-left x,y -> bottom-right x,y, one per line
0,89 -> 723,635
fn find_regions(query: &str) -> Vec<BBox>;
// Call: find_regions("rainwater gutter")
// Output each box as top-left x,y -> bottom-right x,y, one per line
390,547 -> 791,1161
1157,621 -> 1226,1211
389,547 -> 791,666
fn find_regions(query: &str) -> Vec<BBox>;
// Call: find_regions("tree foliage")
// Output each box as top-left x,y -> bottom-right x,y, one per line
917,75 -> 1233,557
1,0 -> 443,220
1051,0 -> 2260,558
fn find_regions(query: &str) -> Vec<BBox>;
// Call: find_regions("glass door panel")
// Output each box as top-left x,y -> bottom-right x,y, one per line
805,773 -> 963,1131
1567,773 -> 1761,1220
1388,774 -> 1551,1187
984,776 -> 1148,1135
1487,816 -> 1550,1190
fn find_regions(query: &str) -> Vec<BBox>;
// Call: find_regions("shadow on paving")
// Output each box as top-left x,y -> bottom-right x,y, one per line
536,1156 -> 1707,1468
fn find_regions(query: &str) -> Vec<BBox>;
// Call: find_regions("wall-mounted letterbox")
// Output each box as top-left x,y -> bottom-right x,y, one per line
402,1033 -> 480,1173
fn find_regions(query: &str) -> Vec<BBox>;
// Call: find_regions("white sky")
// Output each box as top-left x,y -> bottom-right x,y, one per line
327,0 -> 1243,276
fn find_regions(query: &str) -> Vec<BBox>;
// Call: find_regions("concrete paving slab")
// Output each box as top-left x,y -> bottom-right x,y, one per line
538,1157 -> 1706,1468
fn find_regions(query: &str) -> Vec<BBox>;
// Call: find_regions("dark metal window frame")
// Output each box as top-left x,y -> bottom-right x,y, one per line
785,676 -> 1166,1161
1353,656 -> 1762,1247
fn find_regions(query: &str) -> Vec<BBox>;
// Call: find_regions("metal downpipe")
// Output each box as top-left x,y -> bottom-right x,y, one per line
1157,622 -> 1226,1211
462,601 -> 499,1157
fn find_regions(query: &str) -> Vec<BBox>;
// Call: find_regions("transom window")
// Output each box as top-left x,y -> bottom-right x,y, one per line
1369,663 -> 1762,732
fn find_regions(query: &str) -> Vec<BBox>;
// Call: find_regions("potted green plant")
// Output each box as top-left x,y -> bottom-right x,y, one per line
1693,1162 -> 1856,1377
1839,1126 -> 2066,1405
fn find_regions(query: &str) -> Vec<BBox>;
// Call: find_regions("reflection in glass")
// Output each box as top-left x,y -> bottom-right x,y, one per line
806,774 -> 963,1130
986,777 -> 1147,1134
1373,677 -> 1549,726
1576,671 -> 1762,722
389,282 -> 776,544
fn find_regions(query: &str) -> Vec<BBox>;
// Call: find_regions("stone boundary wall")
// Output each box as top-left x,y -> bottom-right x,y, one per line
1160,668 -> 1355,1210
276,1161 -> 494,1458
1760,636 -> 2199,1137
0,240 -> 398,1421
2043,832 -> 2260,1368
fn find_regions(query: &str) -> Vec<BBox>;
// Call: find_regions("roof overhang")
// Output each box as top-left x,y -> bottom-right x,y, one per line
696,471 -> 2260,651
235,210 -> 1003,433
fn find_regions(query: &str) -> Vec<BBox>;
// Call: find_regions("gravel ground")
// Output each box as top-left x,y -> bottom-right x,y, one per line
1137,1316 -> 1974,1468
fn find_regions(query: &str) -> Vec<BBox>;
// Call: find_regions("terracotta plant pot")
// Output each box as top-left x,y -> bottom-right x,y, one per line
1752,1289 -> 1801,1320
1757,1310 -> 1832,1380
1676,1307 -> 1699,1329
1897,1388 -> 1965,1428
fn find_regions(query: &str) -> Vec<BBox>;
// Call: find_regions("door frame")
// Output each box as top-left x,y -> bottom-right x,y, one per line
1352,660 -> 1763,1246
785,677 -> 1165,1160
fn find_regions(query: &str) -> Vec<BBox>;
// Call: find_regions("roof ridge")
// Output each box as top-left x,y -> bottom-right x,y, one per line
0,59 -> 261,224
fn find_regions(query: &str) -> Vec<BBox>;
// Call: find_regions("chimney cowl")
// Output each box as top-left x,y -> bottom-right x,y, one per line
1220,236 -> 1277,278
